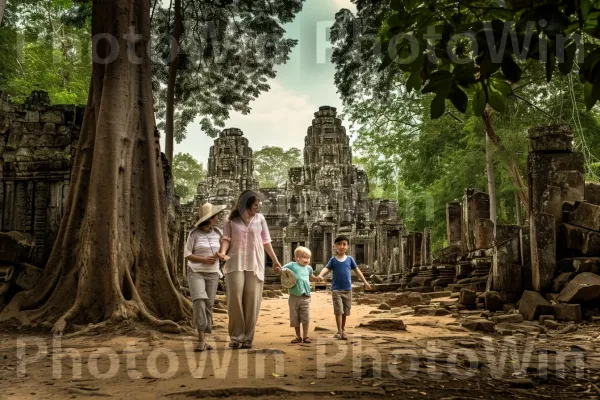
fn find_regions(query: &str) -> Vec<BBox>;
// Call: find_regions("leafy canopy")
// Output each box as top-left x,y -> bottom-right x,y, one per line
173,152 -> 206,203
373,0 -> 600,118
253,146 -> 302,188
0,0 -> 91,105
152,0 -> 305,141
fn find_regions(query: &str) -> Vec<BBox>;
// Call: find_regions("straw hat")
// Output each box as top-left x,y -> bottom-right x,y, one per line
194,203 -> 226,227
280,268 -> 297,289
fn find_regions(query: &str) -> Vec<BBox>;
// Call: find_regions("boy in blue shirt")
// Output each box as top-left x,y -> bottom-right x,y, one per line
282,246 -> 321,344
317,235 -> 371,340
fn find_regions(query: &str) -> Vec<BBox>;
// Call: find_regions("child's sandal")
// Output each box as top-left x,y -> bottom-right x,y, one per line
291,337 -> 302,344
302,337 -> 312,343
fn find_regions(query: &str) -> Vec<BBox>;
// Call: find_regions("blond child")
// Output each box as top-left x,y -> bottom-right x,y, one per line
282,246 -> 320,343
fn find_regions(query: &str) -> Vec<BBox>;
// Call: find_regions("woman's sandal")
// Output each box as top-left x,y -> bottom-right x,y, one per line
340,333 -> 348,340
302,337 -> 312,343
241,341 -> 252,349
291,337 -> 302,344
194,342 -> 213,352
229,340 -> 241,349
334,333 -> 342,340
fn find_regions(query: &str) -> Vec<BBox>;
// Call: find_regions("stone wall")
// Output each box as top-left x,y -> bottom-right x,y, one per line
0,91 -> 83,268
0,91 -> 185,279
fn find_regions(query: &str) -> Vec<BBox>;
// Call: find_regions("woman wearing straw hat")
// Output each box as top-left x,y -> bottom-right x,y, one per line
217,190 -> 282,349
184,203 -> 226,352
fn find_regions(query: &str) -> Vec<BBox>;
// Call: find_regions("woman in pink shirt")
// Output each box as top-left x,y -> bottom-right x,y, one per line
218,190 -> 282,349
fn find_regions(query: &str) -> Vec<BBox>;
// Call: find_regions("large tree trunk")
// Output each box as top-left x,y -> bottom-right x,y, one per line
482,108 -> 529,219
0,0 -> 191,334
165,0 -> 182,165
0,0 -> 6,27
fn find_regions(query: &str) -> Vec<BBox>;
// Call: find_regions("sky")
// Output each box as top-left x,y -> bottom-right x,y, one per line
161,0 -> 357,166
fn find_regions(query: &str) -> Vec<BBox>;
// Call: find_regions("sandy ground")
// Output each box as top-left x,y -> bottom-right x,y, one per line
1,291 -> 600,400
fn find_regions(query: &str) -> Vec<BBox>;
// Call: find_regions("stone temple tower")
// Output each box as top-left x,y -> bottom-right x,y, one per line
204,128 -> 258,208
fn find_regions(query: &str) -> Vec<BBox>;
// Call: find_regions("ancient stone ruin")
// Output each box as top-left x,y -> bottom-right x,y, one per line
385,124 -> 600,330
184,106 -> 403,283
0,91 -> 185,306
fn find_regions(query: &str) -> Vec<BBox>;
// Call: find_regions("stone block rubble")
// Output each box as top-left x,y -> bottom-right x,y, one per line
367,124 -> 600,333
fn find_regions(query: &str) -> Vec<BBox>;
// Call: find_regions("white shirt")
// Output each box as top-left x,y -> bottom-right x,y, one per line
184,227 -> 222,273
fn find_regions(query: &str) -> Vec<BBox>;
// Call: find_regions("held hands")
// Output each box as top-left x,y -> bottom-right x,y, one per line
204,254 -> 218,264
216,252 -> 230,261
273,261 -> 282,274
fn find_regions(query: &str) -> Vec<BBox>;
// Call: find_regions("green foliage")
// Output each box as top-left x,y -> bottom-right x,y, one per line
331,1 -> 600,252
151,0 -> 305,140
253,146 -> 302,188
172,153 -> 206,203
0,0 -> 91,105
373,0 -> 600,116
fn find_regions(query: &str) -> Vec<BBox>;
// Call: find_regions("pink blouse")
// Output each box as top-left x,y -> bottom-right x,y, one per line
222,213 -> 271,281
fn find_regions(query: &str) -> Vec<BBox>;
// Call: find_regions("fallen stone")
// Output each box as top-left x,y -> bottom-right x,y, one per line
388,292 -> 426,307
553,303 -> 582,322
568,201 -> 600,232
491,314 -> 524,324
557,324 -> 578,334
461,318 -> 495,333
544,320 -> 560,329
519,290 -> 554,321
0,232 -> 34,263
427,291 -> 452,299
369,310 -> 387,315
557,272 -> 600,304
484,291 -> 504,312
459,289 -> 477,306
539,315 -> 555,325
557,257 -> 600,274
561,223 -> 600,255
414,307 -> 452,317
553,272 -> 576,293
378,303 -> 392,311
495,322 -> 543,336
359,319 -> 406,331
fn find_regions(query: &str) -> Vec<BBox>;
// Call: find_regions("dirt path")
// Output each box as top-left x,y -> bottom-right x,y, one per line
1,292 -> 599,399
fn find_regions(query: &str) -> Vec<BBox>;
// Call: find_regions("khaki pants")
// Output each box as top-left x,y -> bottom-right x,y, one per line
187,270 -> 219,333
225,271 -> 264,344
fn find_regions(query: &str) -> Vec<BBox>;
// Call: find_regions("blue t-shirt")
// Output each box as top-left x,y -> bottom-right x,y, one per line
326,256 -> 357,291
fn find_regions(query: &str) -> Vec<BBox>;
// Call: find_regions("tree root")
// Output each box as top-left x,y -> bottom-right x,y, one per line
166,386 -> 386,398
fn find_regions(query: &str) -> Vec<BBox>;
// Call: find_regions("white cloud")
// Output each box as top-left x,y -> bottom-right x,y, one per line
166,80 -> 322,165
331,0 -> 357,12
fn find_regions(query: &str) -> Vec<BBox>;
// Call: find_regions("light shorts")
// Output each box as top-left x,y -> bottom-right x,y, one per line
288,294 -> 311,327
331,290 -> 352,316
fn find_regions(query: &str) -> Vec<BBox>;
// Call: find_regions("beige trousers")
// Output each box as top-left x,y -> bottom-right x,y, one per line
225,271 -> 264,344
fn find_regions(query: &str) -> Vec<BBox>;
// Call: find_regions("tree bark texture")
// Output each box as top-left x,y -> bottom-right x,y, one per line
164,0 -> 182,165
0,0 -> 191,333
0,0 -> 6,27
485,131 -> 497,224
481,108 -> 529,218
